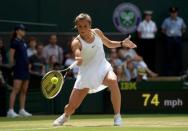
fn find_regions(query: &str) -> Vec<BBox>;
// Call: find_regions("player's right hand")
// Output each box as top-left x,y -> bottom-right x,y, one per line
75,56 -> 83,66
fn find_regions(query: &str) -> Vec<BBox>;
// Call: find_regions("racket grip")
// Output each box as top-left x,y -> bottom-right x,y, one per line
69,61 -> 78,70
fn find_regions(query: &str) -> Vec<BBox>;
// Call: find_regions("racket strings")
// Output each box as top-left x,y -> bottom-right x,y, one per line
41,71 -> 64,98
41,61 -> 77,99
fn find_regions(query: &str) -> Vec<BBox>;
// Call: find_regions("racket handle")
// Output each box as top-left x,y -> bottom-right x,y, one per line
69,61 -> 78,70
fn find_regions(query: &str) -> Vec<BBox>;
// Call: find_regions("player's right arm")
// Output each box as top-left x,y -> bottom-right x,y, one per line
71,38 -> 83,66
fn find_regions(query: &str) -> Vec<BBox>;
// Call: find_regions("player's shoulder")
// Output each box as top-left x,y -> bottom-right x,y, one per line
71,36 -> 81,47
72,36 -> 80,44
92,28 -> 102,33
92,28 -> 104,37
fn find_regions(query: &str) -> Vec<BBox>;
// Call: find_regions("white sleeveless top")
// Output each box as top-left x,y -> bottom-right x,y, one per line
74,31 -> 112,93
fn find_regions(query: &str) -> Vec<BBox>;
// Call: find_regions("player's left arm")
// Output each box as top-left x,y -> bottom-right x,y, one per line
94,28 -> 137,49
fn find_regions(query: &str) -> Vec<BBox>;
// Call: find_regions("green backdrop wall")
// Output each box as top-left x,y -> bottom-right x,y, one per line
0,0 -> 188,35
0,0 -> 188,72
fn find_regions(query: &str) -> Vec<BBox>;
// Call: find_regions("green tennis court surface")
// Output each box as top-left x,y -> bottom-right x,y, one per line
0,114 -> 188,131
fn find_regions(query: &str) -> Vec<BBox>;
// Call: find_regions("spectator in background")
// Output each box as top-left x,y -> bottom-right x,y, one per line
29,43 -> 46,75
64,52 -> 75,67
109,49 -> 123,67
7,24 -> 32,118
27,36 -> 37,58
0,38 -> 8,88
43,34 -> 63,65
63,36 -> 76,63
108,48 -> 143,81
64,52 -> 79,78
118,47 -> 157,79
162,6 -> 186,76
47,55 -> 59,71
53,62 -> 61,70
108,48 -> 148,81
116,65 -> 127,81
0,38 -> 8,64
137,10 -> 157,72
137,67 -> 147,81
124,59 -> 138,82
108,49 -> 124,81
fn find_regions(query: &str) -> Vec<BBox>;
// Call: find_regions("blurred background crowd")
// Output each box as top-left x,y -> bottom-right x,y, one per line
0,0 -> 187,117
0,6 -> 186,85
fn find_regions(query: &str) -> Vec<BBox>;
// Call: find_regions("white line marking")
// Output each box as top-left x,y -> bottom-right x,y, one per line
0,127 -> 61,131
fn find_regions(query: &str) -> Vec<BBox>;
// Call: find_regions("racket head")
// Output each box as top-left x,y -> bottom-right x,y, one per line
41,70 -> 64,99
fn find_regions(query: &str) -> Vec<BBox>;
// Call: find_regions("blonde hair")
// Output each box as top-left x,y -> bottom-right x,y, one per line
74,13 -> 92,28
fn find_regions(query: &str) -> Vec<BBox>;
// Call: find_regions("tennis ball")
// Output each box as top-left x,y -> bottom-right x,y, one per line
51,77 -> 58,84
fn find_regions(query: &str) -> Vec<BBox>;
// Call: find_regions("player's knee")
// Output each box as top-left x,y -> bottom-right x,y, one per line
106,73 -> 120,92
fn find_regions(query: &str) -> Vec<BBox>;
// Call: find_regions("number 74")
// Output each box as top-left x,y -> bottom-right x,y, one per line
142,93 -> 160,107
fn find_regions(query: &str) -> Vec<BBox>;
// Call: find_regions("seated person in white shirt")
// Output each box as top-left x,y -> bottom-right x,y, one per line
118,47 -> 158,78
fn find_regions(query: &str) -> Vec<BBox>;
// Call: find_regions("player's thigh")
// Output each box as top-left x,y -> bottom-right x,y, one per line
68,88 -> 89,109
103,71 -> 121,93
103,71 -> 118,88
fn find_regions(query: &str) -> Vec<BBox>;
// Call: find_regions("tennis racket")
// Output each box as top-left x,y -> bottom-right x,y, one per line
41,61 -> 78,99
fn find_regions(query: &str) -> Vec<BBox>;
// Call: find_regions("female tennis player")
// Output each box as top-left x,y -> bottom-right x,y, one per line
53,13 -> 136,126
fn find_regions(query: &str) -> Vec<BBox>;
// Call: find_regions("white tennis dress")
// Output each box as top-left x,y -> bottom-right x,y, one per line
74,31 -> 113,93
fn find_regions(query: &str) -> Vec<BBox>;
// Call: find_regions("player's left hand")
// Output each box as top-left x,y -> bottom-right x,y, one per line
122,35 -> 137,48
